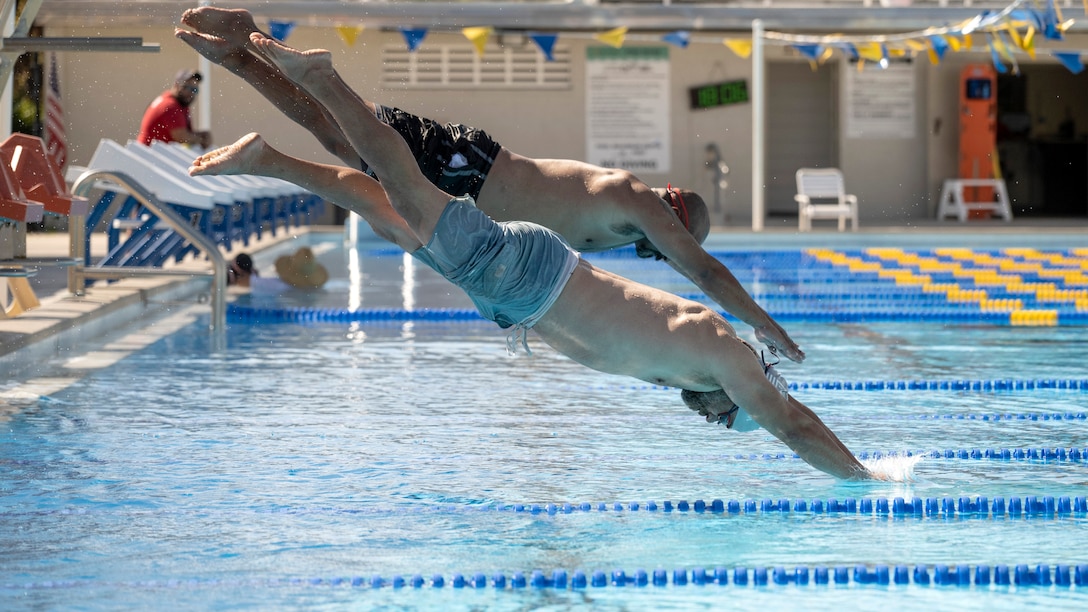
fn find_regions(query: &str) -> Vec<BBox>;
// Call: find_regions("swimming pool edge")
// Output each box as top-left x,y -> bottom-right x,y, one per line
0,226 -> 343,364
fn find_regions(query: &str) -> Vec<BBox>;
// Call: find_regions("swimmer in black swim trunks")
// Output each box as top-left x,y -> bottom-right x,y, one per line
187,34 -> 880,480
366,106 -> 501,203
176,6 -> 806,365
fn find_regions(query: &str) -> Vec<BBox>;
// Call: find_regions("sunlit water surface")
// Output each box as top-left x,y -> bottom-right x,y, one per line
2,237 -> 1086,610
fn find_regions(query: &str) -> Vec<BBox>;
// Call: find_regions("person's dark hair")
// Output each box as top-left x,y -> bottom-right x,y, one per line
227,253 -> 256,286
174,69 -> 203,86
234,253 -> 255,275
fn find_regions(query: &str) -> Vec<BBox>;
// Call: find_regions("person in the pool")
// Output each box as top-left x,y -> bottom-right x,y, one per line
174,5 -> 805,364
227,248 -> 329,291
187,34 -> 878,481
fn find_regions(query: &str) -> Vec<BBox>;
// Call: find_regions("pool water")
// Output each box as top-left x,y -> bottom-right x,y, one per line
2,234 -> 1087,610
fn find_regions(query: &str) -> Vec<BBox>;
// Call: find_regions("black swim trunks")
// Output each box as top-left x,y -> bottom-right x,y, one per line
364,105 -> 503,200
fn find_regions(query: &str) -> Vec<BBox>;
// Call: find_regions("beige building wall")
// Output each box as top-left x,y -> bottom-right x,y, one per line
837,58 -> 929,221
54,24 -> 752,220
46,23 -> 1088,227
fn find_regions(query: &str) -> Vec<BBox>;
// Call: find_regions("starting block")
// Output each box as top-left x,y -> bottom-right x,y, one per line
0,158 -> 44,223
936,178 -> 1013,222
0,134 -> 87,318
0,134 -> 89,217
0,266 -> 41,319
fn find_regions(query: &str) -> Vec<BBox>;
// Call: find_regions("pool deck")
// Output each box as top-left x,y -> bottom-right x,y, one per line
0,226 -> 335,361
2,217 -> 1086,360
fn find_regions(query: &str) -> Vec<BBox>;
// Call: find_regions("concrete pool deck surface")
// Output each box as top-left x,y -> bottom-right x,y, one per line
2,217 -> 1086,361
0,227 -> 333,362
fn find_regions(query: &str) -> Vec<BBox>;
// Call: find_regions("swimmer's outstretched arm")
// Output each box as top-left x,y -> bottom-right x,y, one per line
778,395 -> 869,476
685,339 -> 873,479
746,392 -> 873,480
691,391 -> 859,471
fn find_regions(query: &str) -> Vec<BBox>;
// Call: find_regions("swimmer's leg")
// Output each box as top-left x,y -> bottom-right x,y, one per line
249,33 -> 451,243
176,8 -> 363,169
189,133 -> 418,250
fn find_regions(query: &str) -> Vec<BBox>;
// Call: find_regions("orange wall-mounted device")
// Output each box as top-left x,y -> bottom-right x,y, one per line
959,64 -> 998,209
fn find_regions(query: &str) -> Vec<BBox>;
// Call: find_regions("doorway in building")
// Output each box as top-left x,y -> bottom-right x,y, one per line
997,65 -> 1088,217
766,61 -> 838,217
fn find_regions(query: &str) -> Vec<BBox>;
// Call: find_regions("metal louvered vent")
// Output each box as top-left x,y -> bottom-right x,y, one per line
381,43 -> 571,89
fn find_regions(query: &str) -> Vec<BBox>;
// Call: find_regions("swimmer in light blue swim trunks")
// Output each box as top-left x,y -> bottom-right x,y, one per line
187,36 -> 883,481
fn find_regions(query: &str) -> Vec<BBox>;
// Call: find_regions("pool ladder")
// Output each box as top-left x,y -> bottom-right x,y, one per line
68,170 -> 227,334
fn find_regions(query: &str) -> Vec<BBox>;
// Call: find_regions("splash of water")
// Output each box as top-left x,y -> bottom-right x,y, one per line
862,454 -> 923,482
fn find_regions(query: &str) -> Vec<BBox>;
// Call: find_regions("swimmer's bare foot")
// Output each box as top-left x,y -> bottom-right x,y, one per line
249,33 -> 336,90
175,29 -> 248,68
189,133 -> 268,177
180,6 -> 261,49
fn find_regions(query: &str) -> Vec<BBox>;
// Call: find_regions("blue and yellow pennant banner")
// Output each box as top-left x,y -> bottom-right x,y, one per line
272,0 -> 1084,74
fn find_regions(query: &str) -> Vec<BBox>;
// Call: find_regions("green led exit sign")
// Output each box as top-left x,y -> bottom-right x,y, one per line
689,80 -> 749,110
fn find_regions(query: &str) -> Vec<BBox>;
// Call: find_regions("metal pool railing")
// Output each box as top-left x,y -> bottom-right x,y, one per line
69,169 -> 228,333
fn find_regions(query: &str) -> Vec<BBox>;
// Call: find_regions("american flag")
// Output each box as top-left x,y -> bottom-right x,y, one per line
43,52 -> 67,171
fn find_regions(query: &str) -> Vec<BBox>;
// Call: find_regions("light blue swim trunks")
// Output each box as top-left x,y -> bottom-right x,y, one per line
411,196 -> 580,330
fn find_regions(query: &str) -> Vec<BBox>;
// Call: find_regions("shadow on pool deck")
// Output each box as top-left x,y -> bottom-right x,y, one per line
2,217 -> 1086,360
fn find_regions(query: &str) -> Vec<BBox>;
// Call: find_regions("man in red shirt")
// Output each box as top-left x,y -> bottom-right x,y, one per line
137,69 -> 212,148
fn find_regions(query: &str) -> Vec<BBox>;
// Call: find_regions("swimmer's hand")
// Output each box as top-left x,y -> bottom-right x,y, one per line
680,389 -> 738,426
754,323 -> 805,363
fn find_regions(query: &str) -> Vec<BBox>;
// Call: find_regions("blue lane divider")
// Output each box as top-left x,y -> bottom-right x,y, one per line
226,303 -> 1088,325
863,447 -> 1087,460
850,412 -> 1088,421
564,379 -> 1088,396
488,494 -> 1088,519
793,378 -> 1088,392
563,379 -> 1088,397
227,304 -> 485,323
309,246 -> 1088,325
11,563 -> 1088,591
590,447 -> 1088,463
855,412 -> 1088,422
3,494 -> 1084,521
360,246 -> 1087,285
